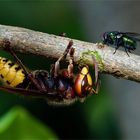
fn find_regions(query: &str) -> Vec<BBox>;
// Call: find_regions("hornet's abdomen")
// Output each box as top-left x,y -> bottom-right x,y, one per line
0,57 -> 25,87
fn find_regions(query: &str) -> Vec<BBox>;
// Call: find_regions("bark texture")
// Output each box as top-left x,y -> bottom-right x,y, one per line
0,25 -> 140,83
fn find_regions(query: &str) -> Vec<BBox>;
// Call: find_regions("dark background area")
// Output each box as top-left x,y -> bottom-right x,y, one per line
0,1 -> 140,139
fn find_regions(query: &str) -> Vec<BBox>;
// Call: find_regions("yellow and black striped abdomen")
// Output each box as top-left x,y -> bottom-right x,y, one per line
0,57 -> 25,87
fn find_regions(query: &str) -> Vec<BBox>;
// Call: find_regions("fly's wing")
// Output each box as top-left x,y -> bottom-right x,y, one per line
122,32 -> 140,36
121,32 -> 140,41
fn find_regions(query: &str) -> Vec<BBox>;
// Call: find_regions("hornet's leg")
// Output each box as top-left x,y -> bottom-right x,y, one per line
50,64 -> 55,77
54,40 -> 73,77
2,40 -> 28,75
91,78 -> 101,94
1,39 -> 45,91
67,47 -> 75,78
0,85 -> 64,100
63,46 -> 75,99
92,55 -> 98,84
91,55 -> 100,94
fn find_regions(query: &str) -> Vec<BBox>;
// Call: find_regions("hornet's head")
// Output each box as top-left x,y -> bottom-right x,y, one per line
74,66 -> 93,97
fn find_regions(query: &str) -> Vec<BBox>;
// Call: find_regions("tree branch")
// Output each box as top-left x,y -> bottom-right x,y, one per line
0,24 -> 140,83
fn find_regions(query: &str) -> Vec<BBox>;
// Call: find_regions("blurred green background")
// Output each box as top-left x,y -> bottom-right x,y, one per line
0,1 -> 123,140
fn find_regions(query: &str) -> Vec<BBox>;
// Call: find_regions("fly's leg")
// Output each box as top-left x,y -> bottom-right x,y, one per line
54,40 -> 73,77
124,48 -> 130,57
113,45 -> 120,54
113,36 -> 122,54
128,49 -> 132,53
123,40 -> 130,57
